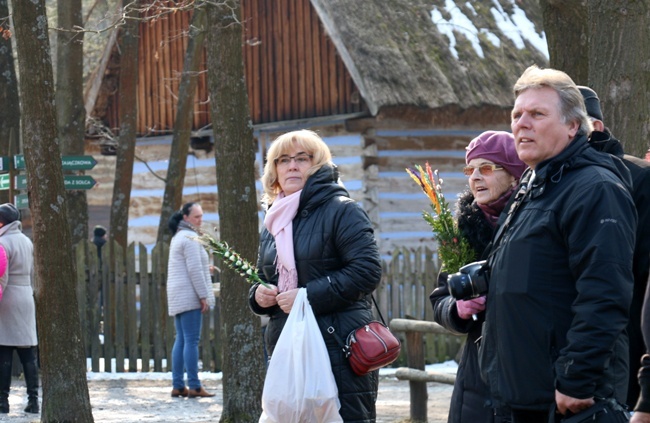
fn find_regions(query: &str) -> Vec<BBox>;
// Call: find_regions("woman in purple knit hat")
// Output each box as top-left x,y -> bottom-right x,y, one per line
430,131 -> 527,423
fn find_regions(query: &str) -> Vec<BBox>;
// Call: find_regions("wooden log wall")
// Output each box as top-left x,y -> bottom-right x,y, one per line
87,124 -> 363,247
88,123 -> 502,267
361,128 -> 484,256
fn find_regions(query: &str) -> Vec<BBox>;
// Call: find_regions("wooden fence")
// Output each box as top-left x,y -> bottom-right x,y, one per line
74,241 -> 463,372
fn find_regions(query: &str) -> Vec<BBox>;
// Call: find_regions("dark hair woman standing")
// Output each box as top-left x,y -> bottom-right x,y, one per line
166,202 -> 216,398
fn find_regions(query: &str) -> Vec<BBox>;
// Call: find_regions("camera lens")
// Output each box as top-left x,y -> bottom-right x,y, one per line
447,260 -> 489,301
448,273 -> 472,300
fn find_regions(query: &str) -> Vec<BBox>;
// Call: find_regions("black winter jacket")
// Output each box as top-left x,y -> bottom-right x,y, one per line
479,134 -> 637,410
430,190 -> 507,423
589,130 -> 650,407
249,164 -> 382,423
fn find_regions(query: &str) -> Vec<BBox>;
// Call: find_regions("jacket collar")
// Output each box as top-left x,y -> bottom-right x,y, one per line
0,220 -> 22,238
298,164 -> 349,215
589,129 -> 624,157
521,132 -> 633,198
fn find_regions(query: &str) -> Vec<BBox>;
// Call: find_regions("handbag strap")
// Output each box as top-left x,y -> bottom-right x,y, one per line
323,293 -> 384,357
370,294 -> 387,326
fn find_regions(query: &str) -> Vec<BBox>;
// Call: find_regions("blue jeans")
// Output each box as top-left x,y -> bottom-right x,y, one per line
172,309 -> 203,390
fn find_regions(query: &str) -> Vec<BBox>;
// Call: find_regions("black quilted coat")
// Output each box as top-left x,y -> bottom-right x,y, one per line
430,190 -> 508,423
249,164 -> 382,423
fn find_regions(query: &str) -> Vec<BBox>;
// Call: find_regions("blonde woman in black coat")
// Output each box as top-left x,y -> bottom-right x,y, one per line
248,130 -> 382,422
430,131 -> 526,423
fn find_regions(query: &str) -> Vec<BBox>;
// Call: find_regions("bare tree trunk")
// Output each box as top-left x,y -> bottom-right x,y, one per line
588,0 -> 650,157
12,0 -> 94,421
57,0 -> 89,245
539,0 -> 589,84
0,0 -> 20,205
109,2 -> 140,250
205,2 -> 265,421
157,7 -> 208,245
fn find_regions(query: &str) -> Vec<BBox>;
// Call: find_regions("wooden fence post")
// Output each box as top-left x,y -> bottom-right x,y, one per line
390,318 -> 457,423
151,242 -> 168,372
126,243 -> 138,372
139,243 -> 151,372
114,242 -> 125,372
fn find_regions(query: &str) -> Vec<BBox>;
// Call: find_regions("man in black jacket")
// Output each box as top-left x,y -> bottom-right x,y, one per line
580,86 -> 650,409
479,66 -> 637,423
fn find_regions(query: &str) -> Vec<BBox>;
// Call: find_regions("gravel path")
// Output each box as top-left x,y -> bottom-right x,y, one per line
0,375 -> 453,422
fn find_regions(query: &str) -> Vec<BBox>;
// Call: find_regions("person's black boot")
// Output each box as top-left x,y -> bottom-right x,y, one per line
0,349 -> 12,414
20,347 -> 39,414
23,367 -> 38,414
24,397 -> 38,414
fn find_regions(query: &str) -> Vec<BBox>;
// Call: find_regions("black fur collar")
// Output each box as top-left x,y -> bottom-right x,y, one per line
455,190 -> 495,258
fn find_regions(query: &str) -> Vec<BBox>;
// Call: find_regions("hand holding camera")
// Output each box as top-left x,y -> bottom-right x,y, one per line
456,297 -> 486,320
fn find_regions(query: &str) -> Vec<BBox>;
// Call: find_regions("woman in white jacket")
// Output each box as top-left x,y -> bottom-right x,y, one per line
166,202 -> 215,398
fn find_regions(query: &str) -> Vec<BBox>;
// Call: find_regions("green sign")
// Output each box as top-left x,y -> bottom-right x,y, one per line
15,175 -> 26,190
15,175 -> 97,190
14,194 -> 28,209
13,154 -> 97,171
63,175 -> 97,190
13,155 -> 24,170
0,174 -> 9,191
61,156 -> 97,170
0,157 -> 8,172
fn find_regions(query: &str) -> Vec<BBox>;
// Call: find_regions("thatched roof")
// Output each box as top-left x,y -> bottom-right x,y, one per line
310,0 -> 548,116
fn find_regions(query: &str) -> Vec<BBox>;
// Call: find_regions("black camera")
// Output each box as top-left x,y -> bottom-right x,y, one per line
448,260 -> 489,301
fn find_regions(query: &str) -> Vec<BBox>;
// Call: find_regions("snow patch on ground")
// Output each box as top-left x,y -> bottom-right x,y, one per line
85,358 -> 458,381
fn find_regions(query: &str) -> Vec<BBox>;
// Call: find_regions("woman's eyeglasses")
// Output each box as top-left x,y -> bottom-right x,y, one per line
274,153 -> 313,167
463,164 -> 504,177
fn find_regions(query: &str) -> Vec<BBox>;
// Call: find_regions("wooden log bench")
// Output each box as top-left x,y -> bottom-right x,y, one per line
389,318 -> 460,423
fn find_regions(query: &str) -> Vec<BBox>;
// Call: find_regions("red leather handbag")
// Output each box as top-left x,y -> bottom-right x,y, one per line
326,295 -> 401,376
346,320 -> 401,376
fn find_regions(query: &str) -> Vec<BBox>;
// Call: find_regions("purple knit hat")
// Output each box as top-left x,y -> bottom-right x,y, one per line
466,131 -> 527,179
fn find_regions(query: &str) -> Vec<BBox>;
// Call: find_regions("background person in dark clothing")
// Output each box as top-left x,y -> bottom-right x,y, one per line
580,86 -> 650,409
430,130 -> 526,423
92,225 -> 108,308
479,66 -> 636,423
92,225 -> 107,262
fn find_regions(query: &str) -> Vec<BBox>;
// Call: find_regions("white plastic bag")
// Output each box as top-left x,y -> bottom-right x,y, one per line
259,288 -> 342,423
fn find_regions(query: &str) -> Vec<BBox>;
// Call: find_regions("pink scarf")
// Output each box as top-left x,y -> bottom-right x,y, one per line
264,190 -> 302,292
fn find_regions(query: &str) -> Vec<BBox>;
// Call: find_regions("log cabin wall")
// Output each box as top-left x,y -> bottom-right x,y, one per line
362,128 -> 479,257
86,124 -> 365,248
86,123 -> 504,258
99,0 -> 366,136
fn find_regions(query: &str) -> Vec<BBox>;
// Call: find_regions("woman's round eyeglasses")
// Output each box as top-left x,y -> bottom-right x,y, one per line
274,153 -> 313,167
463,164 -> 504,177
